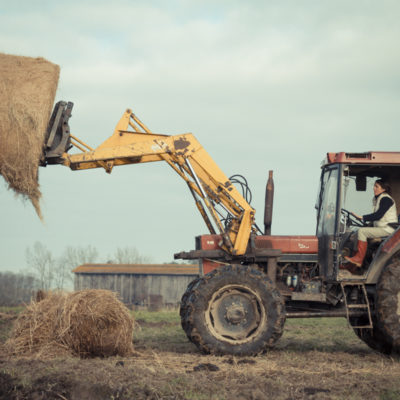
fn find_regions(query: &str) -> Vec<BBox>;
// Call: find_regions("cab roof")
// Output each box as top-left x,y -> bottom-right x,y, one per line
325,152 -> 400,166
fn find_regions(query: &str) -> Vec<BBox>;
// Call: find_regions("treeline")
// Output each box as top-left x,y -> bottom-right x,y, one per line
0,271 -> 40,306
25,242 -> 153,291
0,242 -> 152,306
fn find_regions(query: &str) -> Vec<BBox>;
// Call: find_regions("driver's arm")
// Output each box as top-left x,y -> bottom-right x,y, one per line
362,197 -> 394,222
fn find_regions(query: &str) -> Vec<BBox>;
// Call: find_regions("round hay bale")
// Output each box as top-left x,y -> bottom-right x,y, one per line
5,291 -> 70,357
59,290 -> 134,358
6,290 -> 134,358
0,53 -> 60,217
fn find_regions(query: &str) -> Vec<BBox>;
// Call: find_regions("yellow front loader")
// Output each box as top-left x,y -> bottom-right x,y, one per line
43,101 -> 257,257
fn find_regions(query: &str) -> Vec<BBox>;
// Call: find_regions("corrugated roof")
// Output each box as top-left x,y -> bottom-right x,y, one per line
73,263 -> 199,275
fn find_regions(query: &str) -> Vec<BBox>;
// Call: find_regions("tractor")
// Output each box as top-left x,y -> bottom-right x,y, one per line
43,101 -> 400,355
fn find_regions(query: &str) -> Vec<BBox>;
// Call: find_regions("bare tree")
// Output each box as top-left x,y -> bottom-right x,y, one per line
25,242 -> 55,291
24,243 -> 152,291
56,245 -> 99,289
0,271 -> 40,306
112,246 -> 152,264
54,257 -> 73,290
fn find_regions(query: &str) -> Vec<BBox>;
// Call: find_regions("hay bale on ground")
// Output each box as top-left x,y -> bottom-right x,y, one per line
60,290 -> 135,357
6,290 -> 134,359
0,53 -> 60,218
5,291 -> 71,358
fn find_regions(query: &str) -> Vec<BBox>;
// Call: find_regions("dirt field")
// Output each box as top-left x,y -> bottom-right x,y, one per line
1,308 -> 400,399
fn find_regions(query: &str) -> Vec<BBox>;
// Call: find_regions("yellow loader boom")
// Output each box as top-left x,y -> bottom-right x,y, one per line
42,101 -> 256,256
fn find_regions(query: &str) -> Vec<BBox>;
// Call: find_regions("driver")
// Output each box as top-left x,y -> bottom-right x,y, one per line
343,179 -> 397,270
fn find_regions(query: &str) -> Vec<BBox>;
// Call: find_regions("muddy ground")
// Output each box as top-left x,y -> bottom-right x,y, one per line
1,309 -> 400,400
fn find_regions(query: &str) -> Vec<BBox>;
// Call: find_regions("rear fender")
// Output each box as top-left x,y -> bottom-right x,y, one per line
366,228 -> 400,284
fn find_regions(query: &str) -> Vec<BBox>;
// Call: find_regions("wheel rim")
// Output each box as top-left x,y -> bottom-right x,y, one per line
205,284 -> 266,344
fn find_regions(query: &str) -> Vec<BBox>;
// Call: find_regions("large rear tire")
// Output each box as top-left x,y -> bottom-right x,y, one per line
181,264 -> 285,355
375,258 -> 400,354
352,319 -> 392,354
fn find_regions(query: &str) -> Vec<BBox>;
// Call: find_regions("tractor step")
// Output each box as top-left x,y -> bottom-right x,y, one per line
340,283 -> 373,329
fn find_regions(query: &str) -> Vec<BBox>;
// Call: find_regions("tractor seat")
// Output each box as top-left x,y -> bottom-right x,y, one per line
368,237 -> 385,245
368,216 -> 400,245
387,214 -> 400,229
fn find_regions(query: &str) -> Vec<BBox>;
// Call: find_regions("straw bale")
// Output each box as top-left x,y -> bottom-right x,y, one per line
60,290 -> 135,357
0,53 -> 60,218
6,290 -> 134,359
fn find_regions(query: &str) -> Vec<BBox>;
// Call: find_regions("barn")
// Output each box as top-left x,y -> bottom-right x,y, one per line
73,264 -> 199,309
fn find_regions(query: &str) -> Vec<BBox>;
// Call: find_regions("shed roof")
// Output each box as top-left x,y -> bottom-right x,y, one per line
73,263 -> 199,275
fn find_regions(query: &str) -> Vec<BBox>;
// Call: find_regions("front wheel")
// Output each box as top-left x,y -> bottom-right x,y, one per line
180,276 -> 202,331
181,264 -> 285,355
375,258 -> 400,354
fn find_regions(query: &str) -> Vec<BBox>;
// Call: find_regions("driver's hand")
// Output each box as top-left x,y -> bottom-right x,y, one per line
351,212 -> 362,220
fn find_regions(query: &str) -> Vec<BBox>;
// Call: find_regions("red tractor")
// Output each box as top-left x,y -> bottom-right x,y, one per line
177,152 -> 400,356
43,102 -> 400,356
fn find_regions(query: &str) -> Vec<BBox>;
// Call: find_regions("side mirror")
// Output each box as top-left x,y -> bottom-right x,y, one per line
356,176 -> 367,191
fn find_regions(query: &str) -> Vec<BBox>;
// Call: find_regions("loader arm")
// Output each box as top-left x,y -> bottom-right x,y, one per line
44,102 -> 255,256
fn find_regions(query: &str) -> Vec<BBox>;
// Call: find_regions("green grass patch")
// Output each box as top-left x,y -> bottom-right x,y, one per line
133,309 -> 180,324
133,309 -> 191,353
380,390 -> 400,400
278,317 -> 368,353
0,319 -> 13,343
0,306 -> 22,344
0,306 -> 25,314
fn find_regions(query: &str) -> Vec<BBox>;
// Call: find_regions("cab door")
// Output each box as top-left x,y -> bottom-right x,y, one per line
316,165 -> 342,279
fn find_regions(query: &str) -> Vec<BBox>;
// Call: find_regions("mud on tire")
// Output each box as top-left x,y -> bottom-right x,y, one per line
375,258 -> 400,354
181,264 -> 286,356
180,276 -> 202,332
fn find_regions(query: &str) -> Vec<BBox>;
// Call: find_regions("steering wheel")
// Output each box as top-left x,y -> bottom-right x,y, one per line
341,209 -> 366,227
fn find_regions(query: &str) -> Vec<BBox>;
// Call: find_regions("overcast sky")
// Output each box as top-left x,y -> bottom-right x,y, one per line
0,1 -> 399,271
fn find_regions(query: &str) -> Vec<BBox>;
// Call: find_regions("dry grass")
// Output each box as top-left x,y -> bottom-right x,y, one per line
0,53 -> 59,217
5,290 -> 134,358
1,309 -> 400,399
132,312 -> 400,399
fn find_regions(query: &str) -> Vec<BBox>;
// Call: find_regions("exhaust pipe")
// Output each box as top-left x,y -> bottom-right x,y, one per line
264,170 -> 274,235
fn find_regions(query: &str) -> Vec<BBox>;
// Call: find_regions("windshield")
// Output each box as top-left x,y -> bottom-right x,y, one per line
316,166 -> 339,237
341,175 -> 375,217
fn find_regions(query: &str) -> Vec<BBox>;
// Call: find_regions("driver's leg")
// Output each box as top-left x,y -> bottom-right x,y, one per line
344,227 -> 388,267
344,237 -> 367,267
358,227 -> 391,241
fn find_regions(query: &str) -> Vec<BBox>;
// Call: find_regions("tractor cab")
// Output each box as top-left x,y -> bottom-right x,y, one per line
316,152 -> 400,280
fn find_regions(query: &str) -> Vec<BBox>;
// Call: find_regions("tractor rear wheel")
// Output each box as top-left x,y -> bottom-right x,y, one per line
181,264 -> 285,355
375,258 -> 400,354
352,319 -> 392,354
